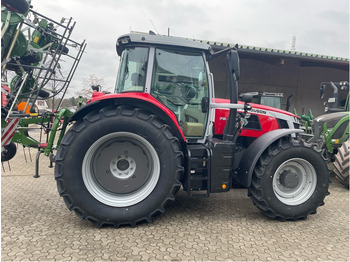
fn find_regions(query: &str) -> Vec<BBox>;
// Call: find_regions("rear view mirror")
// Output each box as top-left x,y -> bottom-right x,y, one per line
227,49 -> 240,80
201,97 -> 209,113
240,94 -> 252,103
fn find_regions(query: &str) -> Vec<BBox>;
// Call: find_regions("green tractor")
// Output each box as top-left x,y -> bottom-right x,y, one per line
310,81 -> 349,187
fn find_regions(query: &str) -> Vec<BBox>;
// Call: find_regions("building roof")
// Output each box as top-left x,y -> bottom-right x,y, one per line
130,31 -> 349,66
189,38 -> 349,66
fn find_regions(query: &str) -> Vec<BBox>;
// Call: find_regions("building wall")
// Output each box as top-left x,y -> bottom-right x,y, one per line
297,66 -> 348,116
209,55 -> 349,117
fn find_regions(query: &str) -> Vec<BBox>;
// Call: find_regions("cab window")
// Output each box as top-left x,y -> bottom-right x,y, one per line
115,47 -> 148,93
151,48 -> 209,138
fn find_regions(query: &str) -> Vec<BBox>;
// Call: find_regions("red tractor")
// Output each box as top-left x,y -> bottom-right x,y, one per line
55,33 -> 330,227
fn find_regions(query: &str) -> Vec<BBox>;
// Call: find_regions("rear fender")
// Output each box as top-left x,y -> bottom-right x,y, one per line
234,129 -> 304,187
69,93 -> 186,142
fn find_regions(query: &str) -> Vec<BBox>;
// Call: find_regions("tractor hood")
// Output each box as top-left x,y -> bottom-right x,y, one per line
314,111 -> 349,129
214,98 -> 300,137
215,98 -> 299,118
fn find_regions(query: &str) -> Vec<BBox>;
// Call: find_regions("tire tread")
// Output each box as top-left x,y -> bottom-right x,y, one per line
333,140 -> 349,188
55,106 -> 184,228
248,137 -> 330,220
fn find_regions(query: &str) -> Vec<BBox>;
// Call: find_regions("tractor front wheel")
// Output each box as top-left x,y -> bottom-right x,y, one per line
55,105 -> 183,227
249,137 -> 330,220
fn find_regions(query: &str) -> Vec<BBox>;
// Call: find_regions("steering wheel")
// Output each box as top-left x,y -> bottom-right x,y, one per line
152,82 -> 197,106
165,94 -> 188,106
174,82 -> 196,101
152,89 -> 187,106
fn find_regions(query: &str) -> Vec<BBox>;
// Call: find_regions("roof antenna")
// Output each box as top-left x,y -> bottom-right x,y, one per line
150,19 -> 159,35
291,36 -> 296,51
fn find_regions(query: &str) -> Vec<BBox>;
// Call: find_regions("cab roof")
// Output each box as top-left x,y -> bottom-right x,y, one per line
116,33 -> 212,56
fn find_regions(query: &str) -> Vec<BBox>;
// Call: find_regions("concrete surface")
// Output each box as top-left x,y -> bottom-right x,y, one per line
1,143 -> 349,261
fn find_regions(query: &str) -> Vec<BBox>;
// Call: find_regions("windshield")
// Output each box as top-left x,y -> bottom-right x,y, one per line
115,47 -> 149,93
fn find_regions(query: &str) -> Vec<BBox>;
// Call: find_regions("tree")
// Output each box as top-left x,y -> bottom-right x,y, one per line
60,98 -> 72,108
75,74 -> 106,99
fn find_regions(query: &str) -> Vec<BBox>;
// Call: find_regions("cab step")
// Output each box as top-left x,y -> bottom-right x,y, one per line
185,144 -> 211,197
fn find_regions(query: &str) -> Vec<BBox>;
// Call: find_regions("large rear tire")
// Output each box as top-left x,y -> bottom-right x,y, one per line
55,105 -> 184,227
248,137 -> 330,220
333,140 -> 349,188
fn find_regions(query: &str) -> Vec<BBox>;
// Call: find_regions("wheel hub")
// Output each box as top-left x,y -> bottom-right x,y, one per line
117,159 -> 129,171
110,154 -> 136,180
279,170 -> 299,188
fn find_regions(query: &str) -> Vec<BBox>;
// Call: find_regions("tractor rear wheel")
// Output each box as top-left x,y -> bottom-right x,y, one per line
333,140 -> 349,188
249,137 -> 330,220
55,105 -> 183,227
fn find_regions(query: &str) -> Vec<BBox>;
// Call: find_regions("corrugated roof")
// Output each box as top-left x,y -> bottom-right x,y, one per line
130,32 -> 349,64
188,38 -> 349,64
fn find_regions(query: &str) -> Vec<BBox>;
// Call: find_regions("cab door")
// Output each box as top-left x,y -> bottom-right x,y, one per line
150,48 -> 209,138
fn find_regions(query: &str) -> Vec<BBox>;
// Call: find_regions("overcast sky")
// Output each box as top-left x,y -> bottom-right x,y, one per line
32,0 -> 349,94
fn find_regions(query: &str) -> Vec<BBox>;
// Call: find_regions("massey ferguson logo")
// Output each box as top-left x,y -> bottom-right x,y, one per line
250,108 -> 267,115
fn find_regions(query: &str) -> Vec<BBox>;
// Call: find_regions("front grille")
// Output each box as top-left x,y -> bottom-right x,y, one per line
294,123 -> 300,129
331,121 -> 348,139
277,119 -> 289,129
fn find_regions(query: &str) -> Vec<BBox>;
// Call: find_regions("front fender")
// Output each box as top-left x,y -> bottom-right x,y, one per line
234,129 -> 304,187
69,93 -> 186,141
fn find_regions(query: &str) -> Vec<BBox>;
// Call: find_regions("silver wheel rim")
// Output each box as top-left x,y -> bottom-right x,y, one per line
82,132 -> 160,207
272,158 -> 317,206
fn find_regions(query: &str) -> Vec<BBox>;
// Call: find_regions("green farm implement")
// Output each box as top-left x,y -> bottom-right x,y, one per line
1,0 -> 86,174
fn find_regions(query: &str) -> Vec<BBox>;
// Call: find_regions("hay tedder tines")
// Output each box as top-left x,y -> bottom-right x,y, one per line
1,0 -> 86,174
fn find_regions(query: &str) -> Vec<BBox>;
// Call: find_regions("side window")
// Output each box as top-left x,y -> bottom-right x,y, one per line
115,47 -> 148,93
151,48 -> 209,138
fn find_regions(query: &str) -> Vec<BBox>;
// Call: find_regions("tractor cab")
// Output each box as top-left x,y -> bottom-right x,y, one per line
311,81 -> 349,156
115,34 -> 212,139
320,81 -> 349,113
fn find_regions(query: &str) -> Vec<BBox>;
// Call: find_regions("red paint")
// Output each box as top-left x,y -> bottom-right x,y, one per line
89,94 -> 298,140
89,92 -> 186,140
1,84 -> 10,106
214,98 -> 298,137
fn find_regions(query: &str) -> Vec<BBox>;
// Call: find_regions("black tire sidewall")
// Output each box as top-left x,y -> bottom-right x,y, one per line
2,142 -> 17,161
260,145 -> 329,218
57,110 -> 181,223
334,140 -> 349,187
2,0 -> 29,14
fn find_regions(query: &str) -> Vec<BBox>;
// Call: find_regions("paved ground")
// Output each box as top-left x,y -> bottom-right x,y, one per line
1,140 -> 349,261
